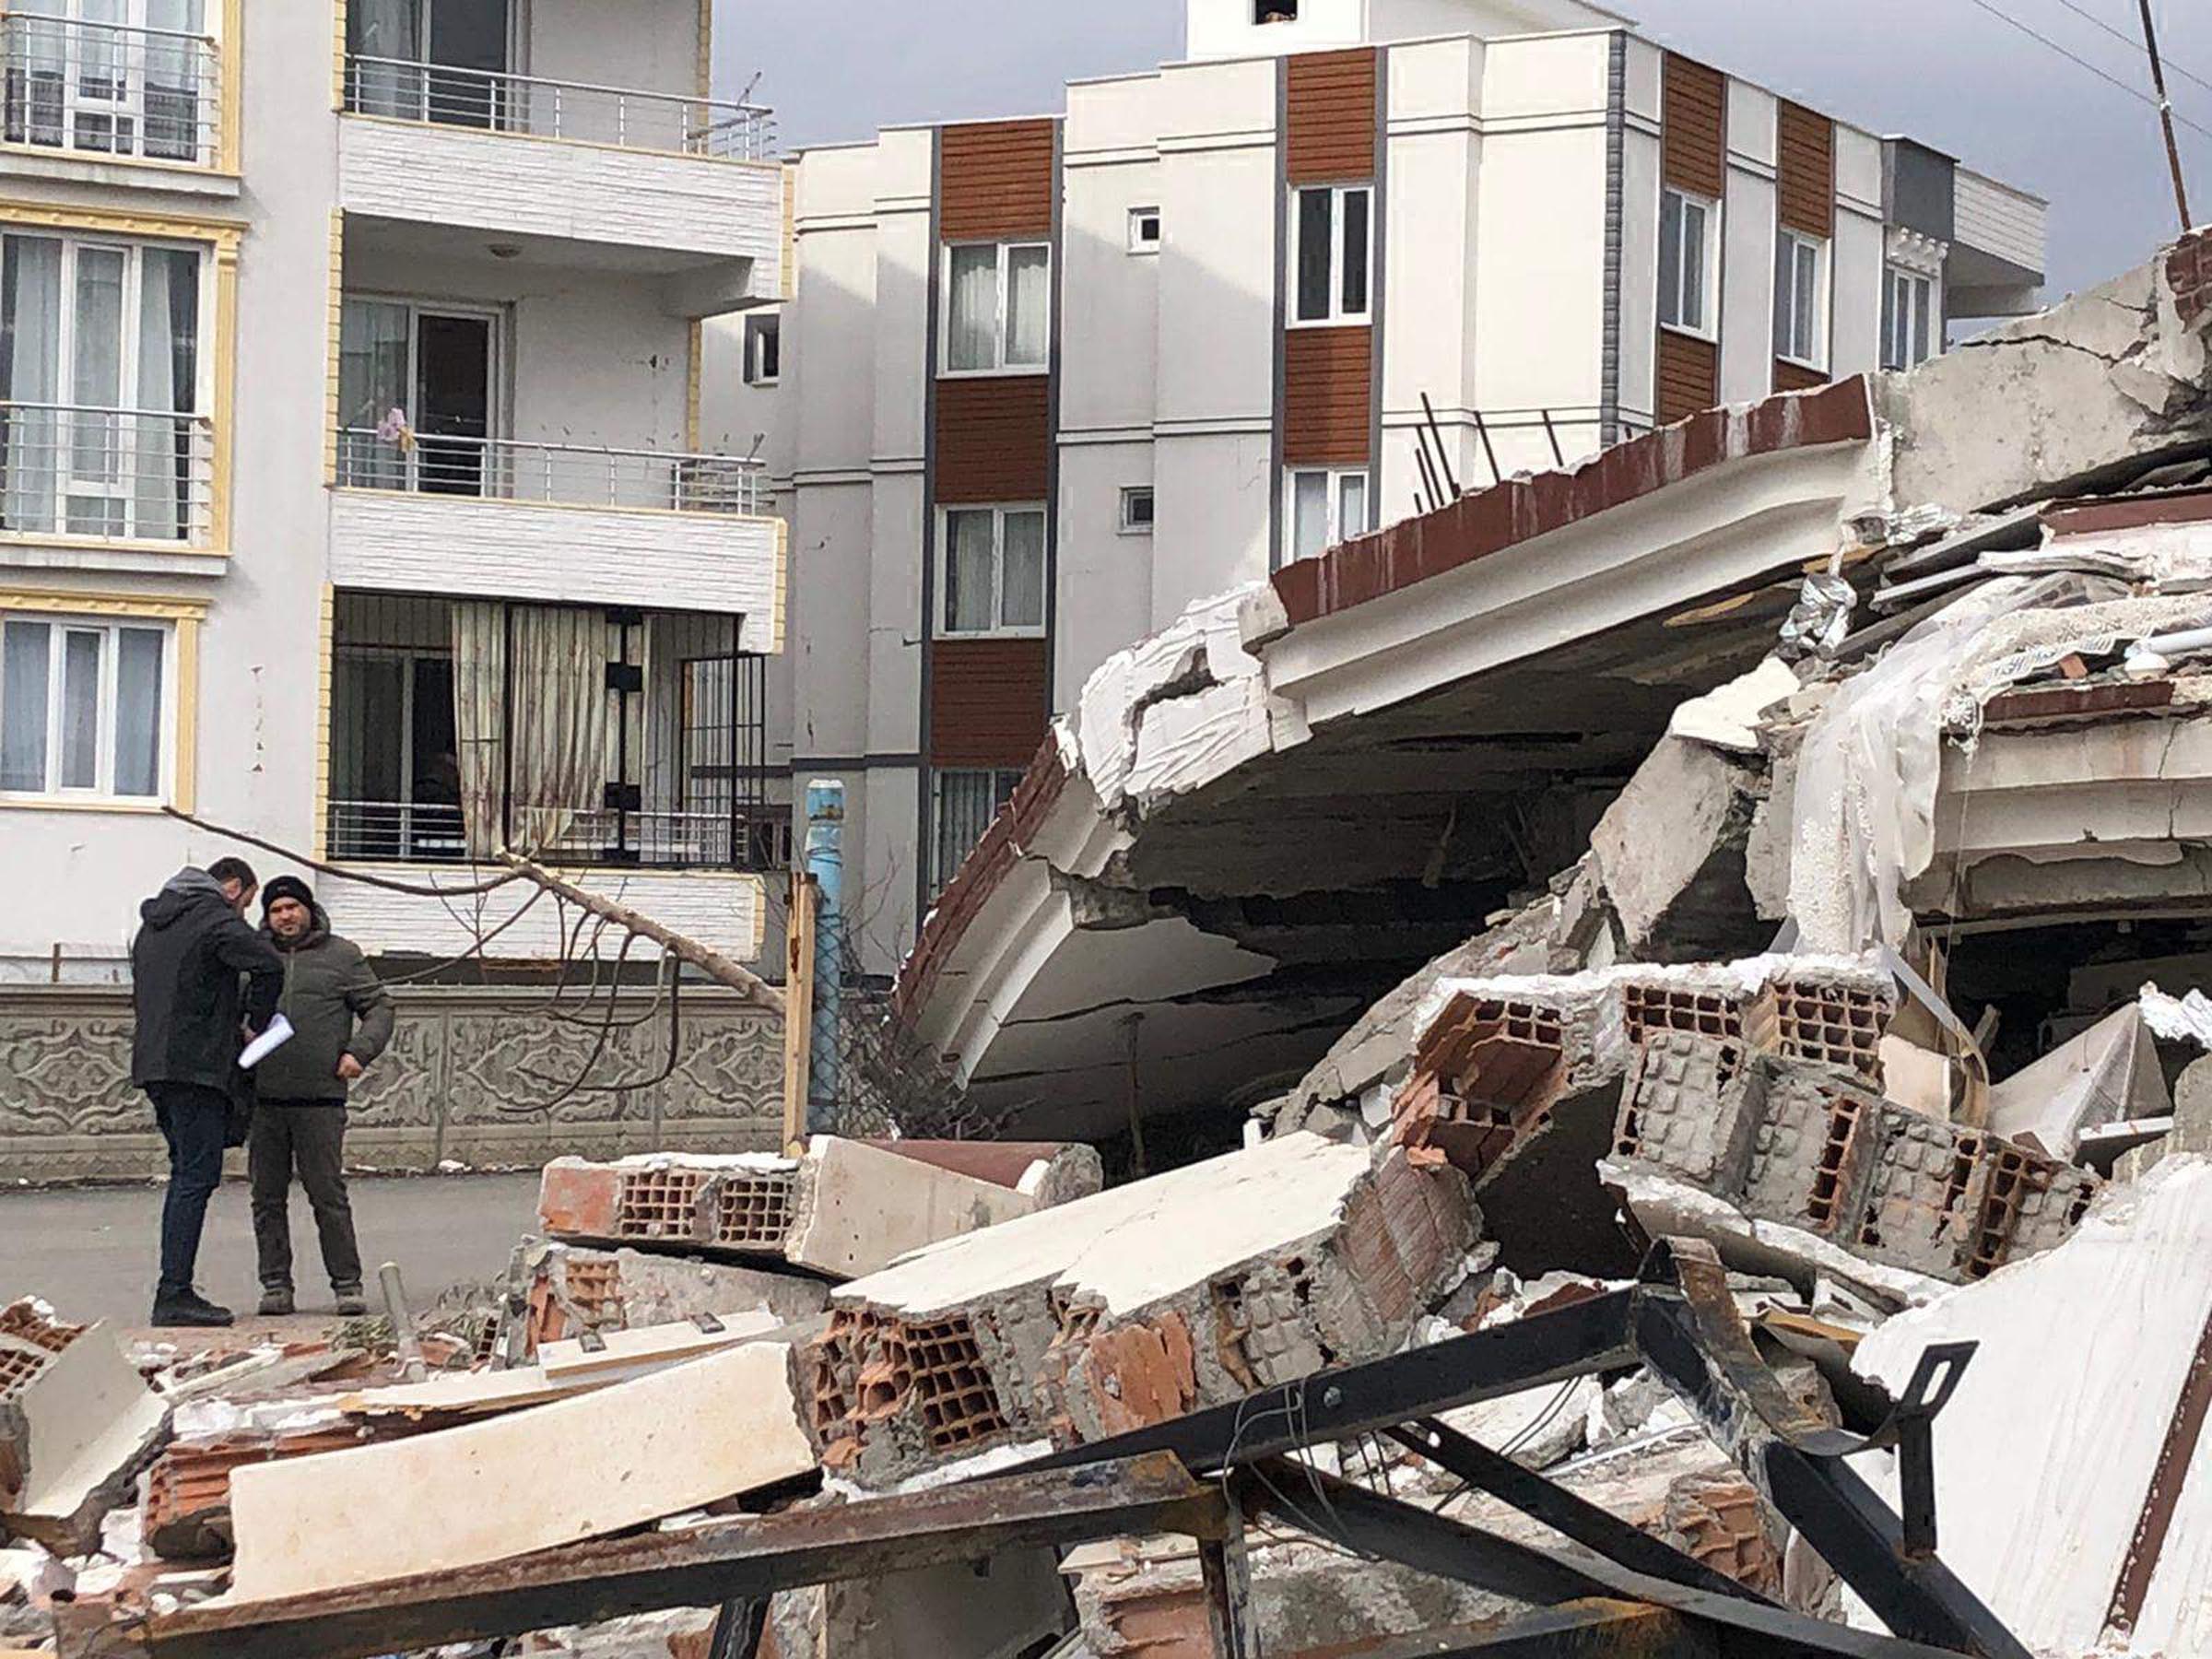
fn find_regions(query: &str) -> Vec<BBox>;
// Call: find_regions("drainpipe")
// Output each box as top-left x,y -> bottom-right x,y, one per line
804,779 -> 844,1135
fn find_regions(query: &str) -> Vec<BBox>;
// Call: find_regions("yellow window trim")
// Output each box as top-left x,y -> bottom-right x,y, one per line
313,583 -> 335,861
0,197 -> 245,250
0,590 -> 204,814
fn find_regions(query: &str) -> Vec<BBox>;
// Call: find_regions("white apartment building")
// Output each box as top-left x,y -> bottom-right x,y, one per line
0,0 -> 787,981
755,0 -> 2047,974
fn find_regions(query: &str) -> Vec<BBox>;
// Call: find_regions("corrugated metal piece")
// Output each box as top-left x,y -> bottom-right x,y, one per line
1284,324 -> 1373,465
935,376 -> 1052,504
1286,47 -> 1376,183
939,119 -> 1056,243
930,639 -> 1051,768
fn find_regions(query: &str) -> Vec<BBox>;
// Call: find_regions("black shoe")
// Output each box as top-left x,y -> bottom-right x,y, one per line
151,1290 -> 235,1328
258,1288 -> 296,1317
332,1288 -> 368,1317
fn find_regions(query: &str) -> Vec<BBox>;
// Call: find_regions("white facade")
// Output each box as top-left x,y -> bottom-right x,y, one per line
768,0 -> 2048,977
0,1 -> 784,980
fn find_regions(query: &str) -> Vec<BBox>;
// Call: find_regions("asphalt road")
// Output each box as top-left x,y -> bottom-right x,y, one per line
0,1173 -> 542,1334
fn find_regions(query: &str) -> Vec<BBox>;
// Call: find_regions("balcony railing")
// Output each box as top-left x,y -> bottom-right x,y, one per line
328,801 -> 791,873
0,402 -> 213,543
343,54 -> 773,161
335,429 -> 769,516
1,13 -> 220,167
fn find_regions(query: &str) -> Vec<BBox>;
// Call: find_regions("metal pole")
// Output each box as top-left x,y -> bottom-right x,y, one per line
2138,0 -> 2194,233
802,780 -> 844,1136
377,1262 -> 428,1383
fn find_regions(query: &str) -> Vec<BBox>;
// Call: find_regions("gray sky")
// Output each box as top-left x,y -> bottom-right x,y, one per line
715,0 -> 2212,300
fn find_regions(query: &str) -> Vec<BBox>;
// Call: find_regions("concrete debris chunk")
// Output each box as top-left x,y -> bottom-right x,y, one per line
1988,1003 -> 2171,1159
535,1135 -> 1080,1280
806,1133 -> 1477,1487
0,1304 -> 169,1556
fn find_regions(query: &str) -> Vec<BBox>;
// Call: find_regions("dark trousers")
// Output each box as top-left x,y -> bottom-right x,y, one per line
147,1082 -> 229,1299
249,1103 -> 363,1294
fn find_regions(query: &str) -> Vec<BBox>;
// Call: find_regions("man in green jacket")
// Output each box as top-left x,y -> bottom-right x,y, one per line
250,876 -> 394,1316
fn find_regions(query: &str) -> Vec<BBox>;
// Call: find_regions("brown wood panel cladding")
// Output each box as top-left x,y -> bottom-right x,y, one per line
1283,325 -> 1372,465
939,120 -> 1056,242
930,639 -> 1049,768
1774,358 -> 1829,393
1661,53 -> 1726,199
1656,330 -> 1719,426
1776,101 -> 1834,238
1286,49 -> 1377,183
935,375 -> 1050,503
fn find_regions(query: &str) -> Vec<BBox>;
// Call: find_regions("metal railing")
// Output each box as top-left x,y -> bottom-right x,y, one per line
1,13 -> 219,167
343,54 -> 773,160
335,429 -> 768,516
0,402 -> 212,543
328,800 -> 789,872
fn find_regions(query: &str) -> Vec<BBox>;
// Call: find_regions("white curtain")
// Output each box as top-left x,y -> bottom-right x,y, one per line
450,603 -> 610,860
144,0 -> 207,160
6,0 -> 66,147
1006,246 -> 1050,368
337,299 -> 411,486
947,246 -> 997,372
133,247 -> 198,541
944,509 -> 995,632
0,620 -> 49,792
1290,471 -> 1330,566
349,0 -> 423,117
69,244 -> 124,536
1000,509 -> 1045,629
112,627 -> 164,797
1,234 -> 61,535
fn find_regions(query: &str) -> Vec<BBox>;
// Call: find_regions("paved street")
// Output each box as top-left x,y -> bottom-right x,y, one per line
0,1173 -> 542,1335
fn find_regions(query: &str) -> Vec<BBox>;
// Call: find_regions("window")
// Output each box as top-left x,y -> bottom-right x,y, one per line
931,768 -> 1024,891
1773,229 -> 1828,368
1283,466 -> 1369,568
1127,206 -> 1161,255
346,0 -> 512,128
3,0 -> 211,164
0,614 -> 169,799
1119,486 -> 1155,535
1658,187 -> 1716,336
0,230 -> 205,543
1882,265 -> 1936,371
336,296 -> 499,496
940,505 -> 1046,636
943,241 -> 1051,373
1255,1 -> 1299,21
744,312 -> 781,386
1291,184 -> 1371,324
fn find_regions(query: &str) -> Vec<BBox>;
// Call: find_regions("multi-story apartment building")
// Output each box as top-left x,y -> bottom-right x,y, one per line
761,0 -> 2046,972
0,1 -> 786,981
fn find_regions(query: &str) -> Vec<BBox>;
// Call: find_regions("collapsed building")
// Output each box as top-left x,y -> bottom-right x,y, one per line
16,236 -> 2212,1659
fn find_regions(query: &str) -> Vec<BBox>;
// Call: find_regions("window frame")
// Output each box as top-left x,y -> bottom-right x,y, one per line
935,501 -> 1048,639
743,312 -> 782,387
0,226 -> 214,546
1118,485 -> 1156,535
1279,465 -> 1370,571
0,610 -> 176,804
1289,182 -> 1373,327
1658,185 -> 1718,341
1126,206 -> 1161,255
1773,228 -> 1830,371
929,765 -> 1026,892
335,290 -> 507,495
938,239 -> 1053,377
1881,264 -> 1937,372
2,0 -> 220,169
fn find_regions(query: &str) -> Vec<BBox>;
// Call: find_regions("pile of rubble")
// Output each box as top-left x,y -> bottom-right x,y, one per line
18,238 -> 2212,1659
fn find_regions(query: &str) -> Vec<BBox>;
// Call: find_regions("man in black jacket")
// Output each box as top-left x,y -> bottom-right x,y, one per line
130,857 -> 284,1328
250,876 -> 393,1317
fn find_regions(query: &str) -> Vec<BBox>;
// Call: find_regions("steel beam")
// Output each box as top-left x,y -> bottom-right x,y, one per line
1385,1419 -> 1774,1606
54,1456 -> 1222,1659
1014,1287 -> 1640,1477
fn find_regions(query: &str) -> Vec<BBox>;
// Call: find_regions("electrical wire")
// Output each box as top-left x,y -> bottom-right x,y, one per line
2047,0 -> 2212,101
1957,0 -> 2212,141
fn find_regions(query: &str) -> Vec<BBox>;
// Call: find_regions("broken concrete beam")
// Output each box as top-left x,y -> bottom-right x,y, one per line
806,1134 -> 1477,1488
2117,1052 -> 2212,1182
536,1136 -> 1053,1278
1589,735 -> 1767,963
1853,1154 -> 2212,1657
858,1139 -> 1104,1207
224,1332 -> 816,1605
0,1308 -> 169,1555
143,1423 -> 376,1562
1991,1006 -> 2174,1160
513,1243 -> 832,1358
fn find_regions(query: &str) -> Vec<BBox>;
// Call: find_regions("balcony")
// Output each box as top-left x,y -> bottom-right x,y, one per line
327,432 -> 781,637
337,56 -> 782,289
0,402 -> 213,546
0,11 -> 224,174
318,592 -> 780,963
